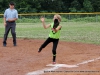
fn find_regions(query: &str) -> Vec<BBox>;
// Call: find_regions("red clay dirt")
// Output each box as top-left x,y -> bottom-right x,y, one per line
0,38 -> 100,75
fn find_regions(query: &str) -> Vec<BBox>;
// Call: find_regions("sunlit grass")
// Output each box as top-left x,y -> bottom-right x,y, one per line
0,22 -> 100,44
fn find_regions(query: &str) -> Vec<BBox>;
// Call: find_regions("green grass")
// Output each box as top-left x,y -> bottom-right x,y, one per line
61,22 -> 100,44
0,22 -> 100,45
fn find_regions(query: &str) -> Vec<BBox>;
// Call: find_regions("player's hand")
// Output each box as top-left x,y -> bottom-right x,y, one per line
51,28 -> 56,32
8,19 -> 13,22
4,22 -> 7,26
40,17 -> 45,22
51,28 -> 55,31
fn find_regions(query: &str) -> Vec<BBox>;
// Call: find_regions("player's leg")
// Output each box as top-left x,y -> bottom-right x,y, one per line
3,23 -> 11,46
38,37 -> 52,52
11,23 -> 16,46
52,39 -> 59,64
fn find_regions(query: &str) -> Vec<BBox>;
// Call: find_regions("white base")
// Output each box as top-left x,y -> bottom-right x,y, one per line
46,64 -> 78,68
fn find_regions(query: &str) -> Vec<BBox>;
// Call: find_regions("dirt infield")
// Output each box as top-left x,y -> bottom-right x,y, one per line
0,38 -> 100,75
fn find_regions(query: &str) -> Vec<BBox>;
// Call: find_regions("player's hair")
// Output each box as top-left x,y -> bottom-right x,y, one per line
54,14 -> 61,22
9,1 -> 15,5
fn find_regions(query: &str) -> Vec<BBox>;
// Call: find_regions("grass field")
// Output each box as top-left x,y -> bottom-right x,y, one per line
0,22 -> 100,44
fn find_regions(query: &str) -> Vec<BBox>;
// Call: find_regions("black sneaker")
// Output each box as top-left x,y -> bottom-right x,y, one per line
38,50 -> 41,53
38,48 -> 42,53
14,44 -> 17,46
3,43 -> 6,47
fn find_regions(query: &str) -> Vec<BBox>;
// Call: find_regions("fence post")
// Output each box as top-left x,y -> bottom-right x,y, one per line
96,14 -> 98,22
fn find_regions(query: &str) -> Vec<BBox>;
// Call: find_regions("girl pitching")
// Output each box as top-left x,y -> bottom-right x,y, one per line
38,14 -> 62,64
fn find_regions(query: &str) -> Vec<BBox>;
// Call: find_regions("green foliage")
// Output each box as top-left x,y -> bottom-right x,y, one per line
0,0 -> 100,13
71,16 -> 100,22
0,15 -> 100,23
83,0 -> 94,12
91,0 -> 100,12
16,18 -> 41,23
22,16 -> 100,23
69,0 -> 81,12
0,18 -> 3,23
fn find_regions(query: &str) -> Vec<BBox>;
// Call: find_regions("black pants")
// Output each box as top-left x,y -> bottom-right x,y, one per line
39,37 -> 59,62
3,21 -> 16,45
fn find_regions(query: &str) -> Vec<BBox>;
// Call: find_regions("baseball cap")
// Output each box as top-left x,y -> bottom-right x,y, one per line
9,1 -> 15,5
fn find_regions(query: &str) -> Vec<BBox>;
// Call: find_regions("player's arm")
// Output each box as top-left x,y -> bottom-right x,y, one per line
52,25 -> 62,32
4,10 -> 7,26
4,17 -> 6,26
40,17 -> 51,29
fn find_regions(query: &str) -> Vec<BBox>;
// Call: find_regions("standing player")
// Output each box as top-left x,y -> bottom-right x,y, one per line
38,14 -> 62,64
3,1 -> 18,47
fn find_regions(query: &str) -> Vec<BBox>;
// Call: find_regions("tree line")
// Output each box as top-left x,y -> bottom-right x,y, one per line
0,0 -> 100,13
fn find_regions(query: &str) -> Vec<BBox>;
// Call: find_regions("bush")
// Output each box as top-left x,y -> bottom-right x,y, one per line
0,15 -> 100,23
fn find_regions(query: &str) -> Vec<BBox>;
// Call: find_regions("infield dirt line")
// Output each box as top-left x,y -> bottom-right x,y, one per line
76,57 -> 100,66
26,57 -> 100,75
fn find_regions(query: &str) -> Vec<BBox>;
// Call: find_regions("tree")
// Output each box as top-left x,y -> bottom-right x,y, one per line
0,0 -> 100,13
40,0 -> 63,12
83,0 -> 94,12
61,0 -> 73,12
91,0 -> 100,12
69,0 -> 81,12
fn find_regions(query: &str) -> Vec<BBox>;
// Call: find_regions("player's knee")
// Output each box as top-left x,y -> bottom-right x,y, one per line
12,32 -> 16,35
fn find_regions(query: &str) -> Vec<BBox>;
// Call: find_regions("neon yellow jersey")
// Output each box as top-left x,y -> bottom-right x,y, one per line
49,23 -> 61,39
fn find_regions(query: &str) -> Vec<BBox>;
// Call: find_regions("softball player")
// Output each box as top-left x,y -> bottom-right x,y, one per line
38,14 -> 62,64
3,1 -> 18,47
